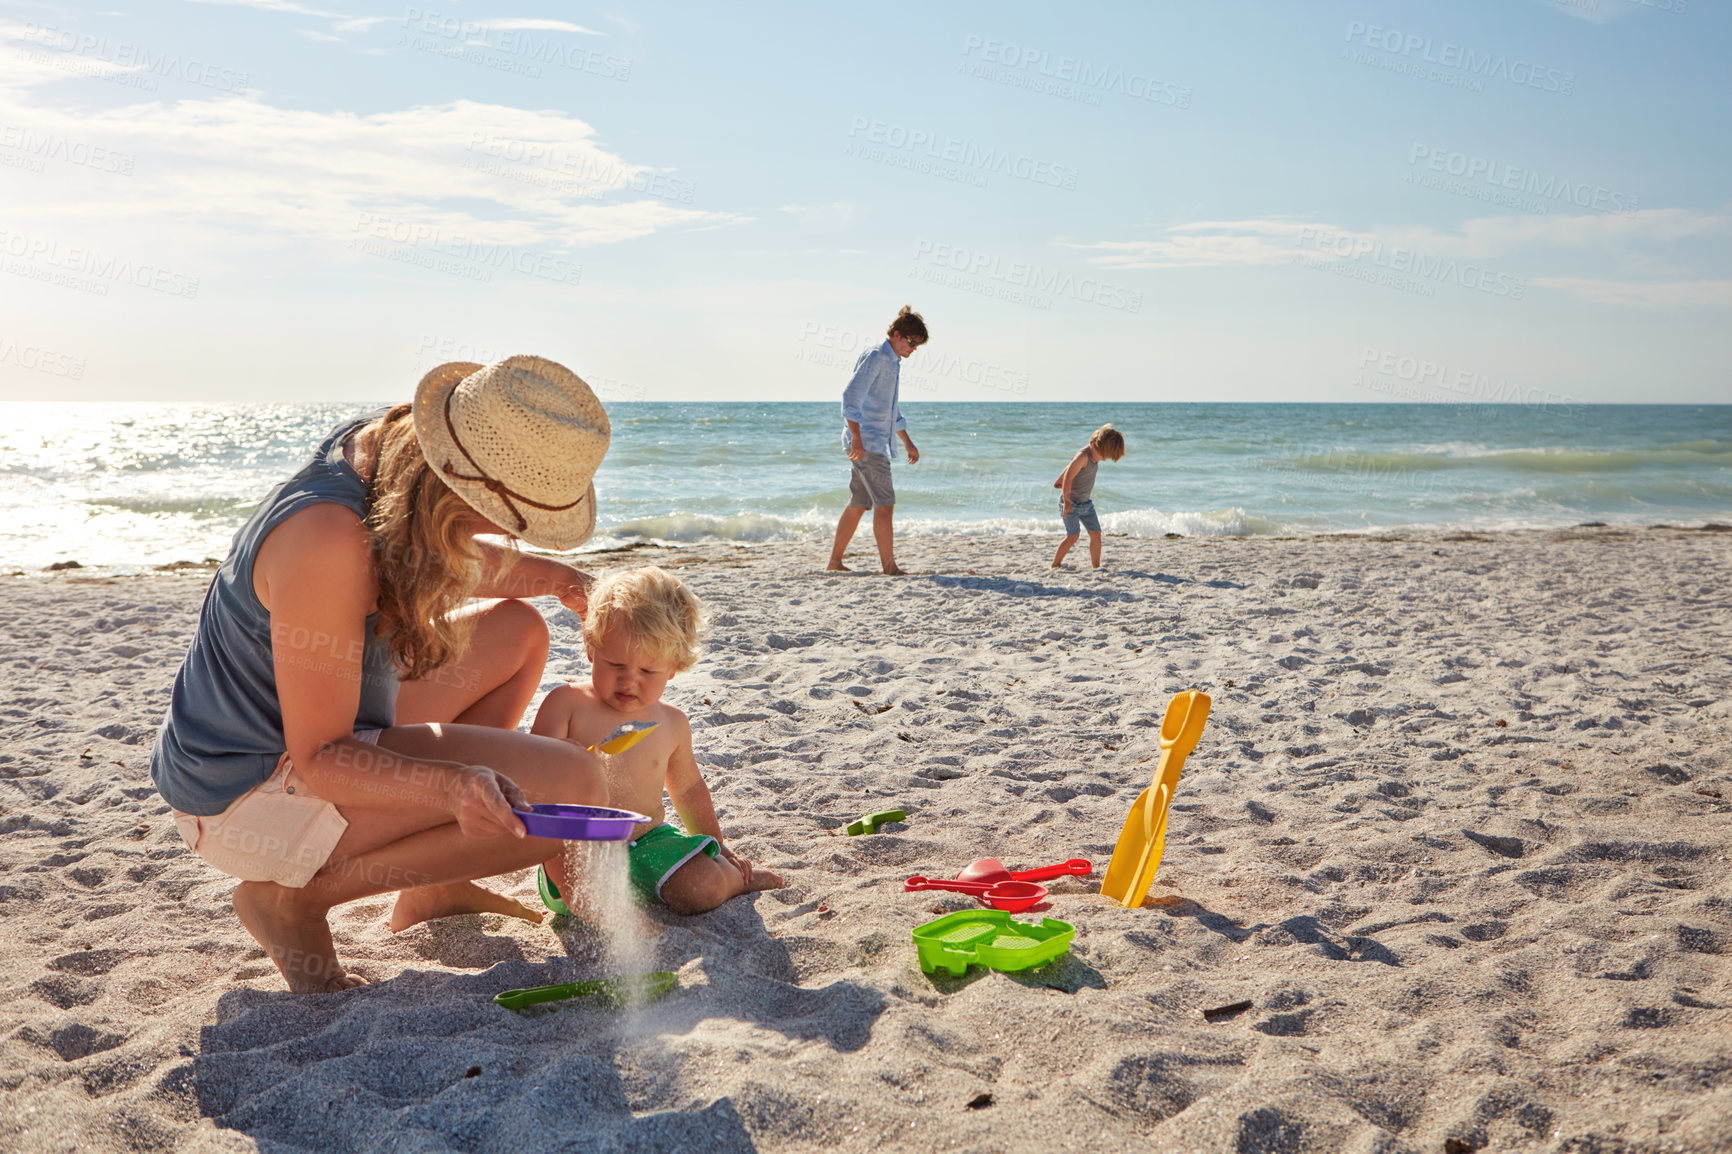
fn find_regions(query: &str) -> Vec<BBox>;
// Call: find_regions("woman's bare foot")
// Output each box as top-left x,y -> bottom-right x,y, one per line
233,881 -> 367,994
387,880 -> 544,933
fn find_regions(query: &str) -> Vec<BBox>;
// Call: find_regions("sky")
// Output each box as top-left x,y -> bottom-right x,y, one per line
0,0 -> 1727,405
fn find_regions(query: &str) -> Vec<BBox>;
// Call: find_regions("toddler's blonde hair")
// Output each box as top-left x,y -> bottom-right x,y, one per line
582,566 -> 704,671
1089,423 -> 1126,462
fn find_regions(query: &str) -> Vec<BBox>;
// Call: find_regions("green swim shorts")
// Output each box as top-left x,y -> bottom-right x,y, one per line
534,824 -> 720,915
629,824 -> 719,904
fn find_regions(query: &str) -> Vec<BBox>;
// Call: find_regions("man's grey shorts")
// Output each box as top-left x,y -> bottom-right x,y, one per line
848,451 -> 895,509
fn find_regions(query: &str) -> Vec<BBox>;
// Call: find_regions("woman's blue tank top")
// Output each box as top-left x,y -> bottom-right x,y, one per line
150,413 -> 399,816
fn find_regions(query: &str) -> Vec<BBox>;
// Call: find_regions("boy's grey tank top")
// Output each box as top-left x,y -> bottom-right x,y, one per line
150,412 -> 399,816
1069,455 -> 1100,502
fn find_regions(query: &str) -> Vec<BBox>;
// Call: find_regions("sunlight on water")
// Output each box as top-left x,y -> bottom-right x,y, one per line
4,401 -> 1730,566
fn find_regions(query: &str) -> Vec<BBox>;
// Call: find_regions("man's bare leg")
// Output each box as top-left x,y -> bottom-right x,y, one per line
872,505 -> 903,575
1052,533 -> 1078,568
1088,531 -> 1103,569
827,506 -> 866,571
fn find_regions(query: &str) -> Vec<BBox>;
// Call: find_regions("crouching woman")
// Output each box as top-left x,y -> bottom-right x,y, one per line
150,356 -> 611,993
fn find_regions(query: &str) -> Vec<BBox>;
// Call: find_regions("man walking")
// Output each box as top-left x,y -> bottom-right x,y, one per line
826,306 -> 927,575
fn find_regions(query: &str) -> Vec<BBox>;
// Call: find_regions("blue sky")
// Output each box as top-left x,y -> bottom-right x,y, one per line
0,0 -> 1726,403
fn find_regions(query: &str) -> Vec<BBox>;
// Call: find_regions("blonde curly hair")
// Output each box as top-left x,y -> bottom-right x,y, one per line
582,566 -> 704,671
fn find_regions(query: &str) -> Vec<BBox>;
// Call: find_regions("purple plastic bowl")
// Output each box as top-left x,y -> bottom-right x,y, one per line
515,804 -> 652,841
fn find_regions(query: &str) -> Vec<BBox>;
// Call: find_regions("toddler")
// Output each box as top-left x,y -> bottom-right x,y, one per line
533,566 -> 783,914
1051,423 -> 1127,570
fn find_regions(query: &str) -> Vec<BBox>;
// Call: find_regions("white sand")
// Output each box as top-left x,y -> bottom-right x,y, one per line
2,527 -> 1730,1153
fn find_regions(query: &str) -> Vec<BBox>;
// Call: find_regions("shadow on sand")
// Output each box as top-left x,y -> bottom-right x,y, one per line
192,898 -> 886,1153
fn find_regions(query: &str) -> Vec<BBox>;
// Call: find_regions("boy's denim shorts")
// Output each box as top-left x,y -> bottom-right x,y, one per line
1062,499 -> 1101,536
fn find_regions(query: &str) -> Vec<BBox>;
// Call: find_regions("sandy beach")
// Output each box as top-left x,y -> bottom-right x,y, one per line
2,526 -> 1729,1154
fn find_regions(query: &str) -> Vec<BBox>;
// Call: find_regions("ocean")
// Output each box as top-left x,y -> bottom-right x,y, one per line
2,401 -> 1728,570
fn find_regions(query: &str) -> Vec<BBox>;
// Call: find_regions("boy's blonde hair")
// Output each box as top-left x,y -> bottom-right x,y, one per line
582,566 -> 704,671
1089,423 -> 1126,462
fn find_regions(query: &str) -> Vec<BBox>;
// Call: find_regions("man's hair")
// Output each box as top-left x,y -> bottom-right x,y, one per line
887,305 -> 928,344
1090,423 -> 1126,462
582,566 -> 704,671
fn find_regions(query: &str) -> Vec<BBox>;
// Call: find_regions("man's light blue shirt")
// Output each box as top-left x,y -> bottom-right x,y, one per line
839,340 -> 906,458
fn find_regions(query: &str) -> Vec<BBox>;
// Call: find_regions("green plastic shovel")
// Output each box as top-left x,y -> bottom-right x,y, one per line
1100,690 -> 1211,909
493,971 -> 677,1012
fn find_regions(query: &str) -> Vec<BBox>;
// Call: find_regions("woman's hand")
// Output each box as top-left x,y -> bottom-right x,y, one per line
556,569 -> 594,617
449,765 -> 530,839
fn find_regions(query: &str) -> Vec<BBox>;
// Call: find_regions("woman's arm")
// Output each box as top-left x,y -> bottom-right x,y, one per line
255,504 -> 528,836
475,543 -> 594,616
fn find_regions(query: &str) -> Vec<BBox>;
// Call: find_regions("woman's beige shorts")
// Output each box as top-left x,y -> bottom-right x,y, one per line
172,731 -> 379,888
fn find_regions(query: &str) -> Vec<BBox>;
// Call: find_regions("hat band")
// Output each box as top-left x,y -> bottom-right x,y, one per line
441,390 -> 588,535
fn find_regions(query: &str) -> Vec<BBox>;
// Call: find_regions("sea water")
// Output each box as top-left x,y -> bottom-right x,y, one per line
3,401 -> 1729,568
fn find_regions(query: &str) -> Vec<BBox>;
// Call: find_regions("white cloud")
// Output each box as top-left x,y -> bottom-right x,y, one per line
1078,209 -> 1731,270
1077,209 -> 1732,309
1075,218 -> 1322,269
779,202 -> 863,227
186,0 -> 346,16
183,3 -> 599,38
482,20 -> 601,35
1530,277 -> 1732,309
0,29 -> 742,251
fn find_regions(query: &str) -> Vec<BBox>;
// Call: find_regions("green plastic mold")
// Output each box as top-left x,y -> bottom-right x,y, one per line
911,910 -> 1075,976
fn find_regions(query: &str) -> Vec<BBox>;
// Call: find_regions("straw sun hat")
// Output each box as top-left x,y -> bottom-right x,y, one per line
412,355 -> 610,551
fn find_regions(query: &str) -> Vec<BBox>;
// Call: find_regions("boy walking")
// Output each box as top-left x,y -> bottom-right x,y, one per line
532,566 -> 783,915
1051,423 -> 1127,570
826,306 -> 928,575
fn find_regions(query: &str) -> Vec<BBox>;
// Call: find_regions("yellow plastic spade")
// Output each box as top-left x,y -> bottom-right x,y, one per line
589,721 -> 658,755
1100,690 -> 1211,909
